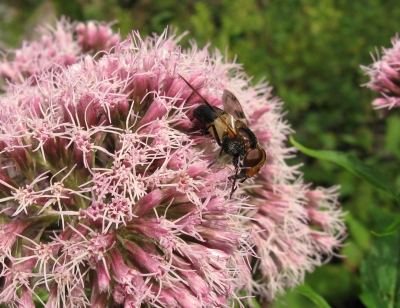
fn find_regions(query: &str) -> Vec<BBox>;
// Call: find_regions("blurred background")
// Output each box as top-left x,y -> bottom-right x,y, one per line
1,0 -> 400,307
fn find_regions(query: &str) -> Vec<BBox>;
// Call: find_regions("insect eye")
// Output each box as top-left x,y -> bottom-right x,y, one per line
243,148 -> 265,168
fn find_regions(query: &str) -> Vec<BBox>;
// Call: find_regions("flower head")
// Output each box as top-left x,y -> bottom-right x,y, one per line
362,34 -> 400,111
0,17 -> 119,84
0,19 -> 346,306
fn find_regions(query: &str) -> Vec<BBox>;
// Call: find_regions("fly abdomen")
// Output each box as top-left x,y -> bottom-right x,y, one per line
193,105 -> 225,124
193,105 -> 229,141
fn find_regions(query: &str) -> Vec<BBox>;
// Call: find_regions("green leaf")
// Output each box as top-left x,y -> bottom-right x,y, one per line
360,230 -> 400,308
384,116 -> 400,160
251,298 -> 261,308
377,215 -> 400,236
290,136 -> 400,205
295,284 -> 332,308
346,213 -> 371,250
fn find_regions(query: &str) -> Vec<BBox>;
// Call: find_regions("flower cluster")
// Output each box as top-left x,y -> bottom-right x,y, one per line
0,17 -> 119,84
0,19 -> 346,307
362,34 -> 400,111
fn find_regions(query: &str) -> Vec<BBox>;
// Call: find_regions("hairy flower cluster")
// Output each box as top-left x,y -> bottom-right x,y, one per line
0,17 -> 119,84
362,34 -> 400,110
0,19 -> 346,307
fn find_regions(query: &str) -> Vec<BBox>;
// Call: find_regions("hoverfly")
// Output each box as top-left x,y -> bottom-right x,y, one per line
178,74 -> 266,198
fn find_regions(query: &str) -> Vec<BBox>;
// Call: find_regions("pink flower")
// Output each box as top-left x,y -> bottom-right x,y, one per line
0,19 -> 346,307
0,17 -> 120,84
241,184 -> 345,302
76,20 -> 120,53
362,34 -> 400,110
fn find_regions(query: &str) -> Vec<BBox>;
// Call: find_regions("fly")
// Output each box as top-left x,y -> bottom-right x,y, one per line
178,74 -> 266,198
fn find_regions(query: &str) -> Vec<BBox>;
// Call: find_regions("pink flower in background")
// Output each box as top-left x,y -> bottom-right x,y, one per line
362,34 -> 400,110
0,19 -> 346,307
0,17 -> 119,84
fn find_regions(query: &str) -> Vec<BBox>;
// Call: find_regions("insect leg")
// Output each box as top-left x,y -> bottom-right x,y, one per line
205,123 -> 224,168
229,155 -> 248,198
229,173 -> 247,198
230,167 -> 240,198
208,147 -> 224,168
205,124 -> 223,146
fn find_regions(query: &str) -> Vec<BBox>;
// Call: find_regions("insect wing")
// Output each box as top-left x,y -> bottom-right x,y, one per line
178,74 -> 237,136
222,90 -> 248,125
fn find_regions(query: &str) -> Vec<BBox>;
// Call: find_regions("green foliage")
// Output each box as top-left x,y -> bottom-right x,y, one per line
360,229 -> 400,308
273,290 -> 320,308
295,284 -> 332,308
291,137 -> 400,236
290,137 -> 400,206
384,116 -> 400,160
3,0 -> 400,306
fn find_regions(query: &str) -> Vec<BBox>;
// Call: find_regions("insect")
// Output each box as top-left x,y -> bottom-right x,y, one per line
178,74 -> 266,197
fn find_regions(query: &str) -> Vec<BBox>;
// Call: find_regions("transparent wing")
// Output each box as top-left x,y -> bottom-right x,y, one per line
179,74 -> 237,136
222,90 -> 248,125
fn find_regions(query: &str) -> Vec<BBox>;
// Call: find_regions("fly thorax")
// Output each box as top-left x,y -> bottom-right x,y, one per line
221,134 -> 247,157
